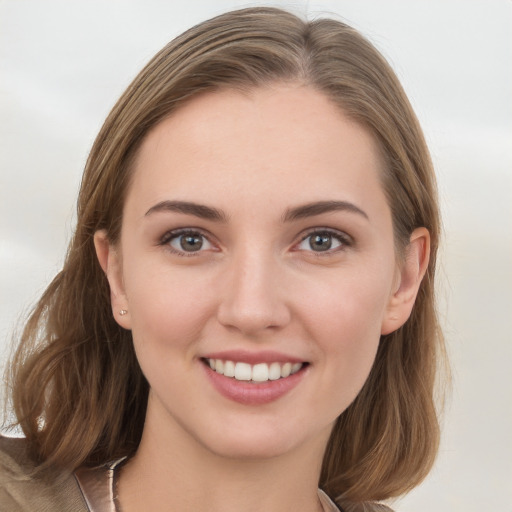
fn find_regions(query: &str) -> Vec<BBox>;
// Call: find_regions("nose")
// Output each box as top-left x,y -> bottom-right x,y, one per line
216,248 -> 291,336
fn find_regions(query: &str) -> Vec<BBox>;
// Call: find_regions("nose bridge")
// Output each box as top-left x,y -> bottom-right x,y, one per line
217,240 -> 290,334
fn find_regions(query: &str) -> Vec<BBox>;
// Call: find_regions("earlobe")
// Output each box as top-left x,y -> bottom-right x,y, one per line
381,227 -> 430,335
93,230 -> 131,330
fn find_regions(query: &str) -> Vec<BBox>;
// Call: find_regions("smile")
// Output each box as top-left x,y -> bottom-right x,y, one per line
204,358 -> 304,383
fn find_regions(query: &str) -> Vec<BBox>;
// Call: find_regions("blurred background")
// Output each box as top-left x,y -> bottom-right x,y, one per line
1,1 -> 511,510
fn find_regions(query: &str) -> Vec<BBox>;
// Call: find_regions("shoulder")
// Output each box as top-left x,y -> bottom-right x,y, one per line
338,503 -> 394,512
0,434 -> 88,512
319,490 -> 393,512
336,498 -> 394,512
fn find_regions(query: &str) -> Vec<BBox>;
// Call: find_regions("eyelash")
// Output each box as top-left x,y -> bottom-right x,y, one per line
295,228 -> 352,255
159,227 -> 352,256
159,228 -> 215,257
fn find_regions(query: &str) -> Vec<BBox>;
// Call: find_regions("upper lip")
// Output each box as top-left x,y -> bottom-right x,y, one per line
201,350 -> 306,365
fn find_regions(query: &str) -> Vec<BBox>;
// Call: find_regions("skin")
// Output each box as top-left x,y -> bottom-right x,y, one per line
95,84 -> 429,512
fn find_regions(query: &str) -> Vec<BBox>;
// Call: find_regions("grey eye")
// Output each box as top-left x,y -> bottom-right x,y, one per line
169,233 -> 212,252
297,232 -> 343,252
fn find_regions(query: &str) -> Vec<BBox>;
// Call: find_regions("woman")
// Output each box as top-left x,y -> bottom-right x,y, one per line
1,7 -> 445,512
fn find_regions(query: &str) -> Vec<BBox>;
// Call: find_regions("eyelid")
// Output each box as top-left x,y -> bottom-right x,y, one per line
158,226 -> 352,256
294,227 -> 353,253
159,227 -> 218,255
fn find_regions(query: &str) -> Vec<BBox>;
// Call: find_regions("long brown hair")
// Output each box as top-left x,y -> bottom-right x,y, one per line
6,7 -> 446,506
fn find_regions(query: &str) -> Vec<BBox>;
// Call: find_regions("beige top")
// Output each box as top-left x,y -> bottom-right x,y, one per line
0,435 -> 88,512
1,435 -> 393,512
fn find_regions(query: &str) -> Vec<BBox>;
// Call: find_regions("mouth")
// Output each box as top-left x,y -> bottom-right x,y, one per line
202,358 -> 306,383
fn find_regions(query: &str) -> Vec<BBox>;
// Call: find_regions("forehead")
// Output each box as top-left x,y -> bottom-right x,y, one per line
126,84 -> 387,219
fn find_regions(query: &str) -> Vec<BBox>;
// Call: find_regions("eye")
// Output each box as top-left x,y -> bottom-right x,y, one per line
162,230 -> 214,254
296,230 -> 349,253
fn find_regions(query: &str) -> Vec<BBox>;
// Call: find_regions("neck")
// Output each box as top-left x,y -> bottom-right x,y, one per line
117,394 -> 330,512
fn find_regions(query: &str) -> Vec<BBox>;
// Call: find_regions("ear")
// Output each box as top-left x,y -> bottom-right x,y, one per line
94,230 -> 131,330
381,227 -> 430,335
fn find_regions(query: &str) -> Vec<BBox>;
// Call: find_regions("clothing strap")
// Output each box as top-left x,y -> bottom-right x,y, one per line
74,458 -> 126,512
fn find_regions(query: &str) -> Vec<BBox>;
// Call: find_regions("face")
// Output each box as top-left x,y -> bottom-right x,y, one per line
96,84 -> 425,461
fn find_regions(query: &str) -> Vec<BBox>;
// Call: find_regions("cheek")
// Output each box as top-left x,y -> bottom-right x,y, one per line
300,264 -> 391,341
122,258 -> 217,357
297,266 -> 392,398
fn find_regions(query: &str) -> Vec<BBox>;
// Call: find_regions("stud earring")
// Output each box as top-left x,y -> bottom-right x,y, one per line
119,309 -> 128,316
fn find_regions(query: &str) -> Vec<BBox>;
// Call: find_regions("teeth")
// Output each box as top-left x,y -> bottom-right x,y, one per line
268,362 -> 281,381
291,362 -> 302,373
252,363 -> 269,382
206,359 -> 304,382
215,359 -> 224,374
281,362 -> 292,378
224,360 -> 235,377
234,362 -> 252,381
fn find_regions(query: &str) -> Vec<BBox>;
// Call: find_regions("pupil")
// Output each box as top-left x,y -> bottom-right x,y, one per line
311,234 -> 331,251
181,235 -> 203,251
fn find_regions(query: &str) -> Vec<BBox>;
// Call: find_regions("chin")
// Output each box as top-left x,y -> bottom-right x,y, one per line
188,416 -> 333,463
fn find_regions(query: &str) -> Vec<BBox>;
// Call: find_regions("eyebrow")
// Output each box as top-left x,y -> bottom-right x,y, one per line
145,200 -> 228,222
283,200 -> 369,222
144,199 -> 368,223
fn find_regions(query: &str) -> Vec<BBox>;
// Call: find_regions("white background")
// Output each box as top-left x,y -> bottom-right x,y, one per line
1,1 -> 511,510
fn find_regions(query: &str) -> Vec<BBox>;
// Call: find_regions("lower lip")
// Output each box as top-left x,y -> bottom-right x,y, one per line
202,362 -> 307,405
